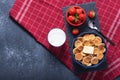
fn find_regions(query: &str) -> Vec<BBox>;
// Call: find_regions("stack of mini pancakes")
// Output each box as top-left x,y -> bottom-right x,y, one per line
73,34 -> 106,66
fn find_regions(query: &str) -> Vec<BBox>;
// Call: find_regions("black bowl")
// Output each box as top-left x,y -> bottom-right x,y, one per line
70,31 -> 107,72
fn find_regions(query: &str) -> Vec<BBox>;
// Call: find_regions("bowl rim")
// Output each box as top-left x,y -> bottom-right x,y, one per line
70,31 -> 108,68
66,6 -> 86,27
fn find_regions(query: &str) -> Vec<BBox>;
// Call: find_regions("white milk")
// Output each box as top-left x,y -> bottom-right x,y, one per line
48,28 -> 66,47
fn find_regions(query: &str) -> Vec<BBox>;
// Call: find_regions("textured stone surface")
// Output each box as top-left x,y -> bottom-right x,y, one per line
0,1 -> 79,80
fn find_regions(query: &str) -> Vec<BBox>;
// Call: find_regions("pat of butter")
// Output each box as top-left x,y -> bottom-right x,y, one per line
83,46 -> 94,54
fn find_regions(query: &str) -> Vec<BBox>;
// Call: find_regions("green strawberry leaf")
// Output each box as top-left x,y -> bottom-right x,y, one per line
75,13 -> 79,22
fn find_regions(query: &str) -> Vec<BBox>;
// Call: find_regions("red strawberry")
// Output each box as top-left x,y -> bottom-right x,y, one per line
88,10 -> 95,19
72,28 -> 79,35
79,14 -> 85,20
68,7 -> 76,15
76,8 -> 83,15
68,16 -> 75,22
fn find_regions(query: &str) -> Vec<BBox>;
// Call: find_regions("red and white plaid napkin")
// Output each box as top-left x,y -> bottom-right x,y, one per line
10,0 -> 120,80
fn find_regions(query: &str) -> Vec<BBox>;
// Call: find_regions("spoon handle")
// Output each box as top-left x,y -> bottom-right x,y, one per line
98,31 -> 115,46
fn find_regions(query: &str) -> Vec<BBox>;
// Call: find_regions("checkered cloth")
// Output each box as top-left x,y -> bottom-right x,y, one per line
10,0 -> 120,80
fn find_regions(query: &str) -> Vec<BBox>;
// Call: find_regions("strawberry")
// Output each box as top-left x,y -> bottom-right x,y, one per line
72,28 -> 79,35
76,8 -> 83,15
68,7 -> 76,15
79,14 -> 85,20
68,16 -> 75,22
88,10 -> 95,19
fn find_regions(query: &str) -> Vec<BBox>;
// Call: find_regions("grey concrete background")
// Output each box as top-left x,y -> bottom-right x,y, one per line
0,0 -> 79,80
0,0 -> 119,80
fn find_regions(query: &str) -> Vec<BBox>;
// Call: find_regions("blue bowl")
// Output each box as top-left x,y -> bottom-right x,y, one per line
70,31 -> 108,73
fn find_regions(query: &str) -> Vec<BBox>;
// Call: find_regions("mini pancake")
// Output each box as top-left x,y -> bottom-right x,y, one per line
82,61 -> 92,66
77,45 -> 83,51
83,55 -> 92,63
93,36 -> 102,46
86,63 -> 92,66
73,48 -> 80,54
75,53 -> 83,61
97,53 -> 104,60
93,47 -> 100,55
83,34 -> 90,41
97,43 -> 105,47
99,46 -> 106,53
77,37 -> 83,42
82,59 -> 92,66
83,41 -> 93,46
89,34 -> 95,41
74,40 -> 82,48
81,52 -> 86,56
91,57 -> 99,64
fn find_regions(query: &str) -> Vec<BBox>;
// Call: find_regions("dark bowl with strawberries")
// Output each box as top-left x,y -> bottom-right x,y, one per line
66,6 -> 86,27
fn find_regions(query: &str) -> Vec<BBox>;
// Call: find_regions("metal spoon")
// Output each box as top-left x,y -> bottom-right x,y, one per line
88,21 -> 115,46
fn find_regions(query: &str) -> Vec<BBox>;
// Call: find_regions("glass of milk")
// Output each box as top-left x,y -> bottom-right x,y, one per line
47,28 -> 66,47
